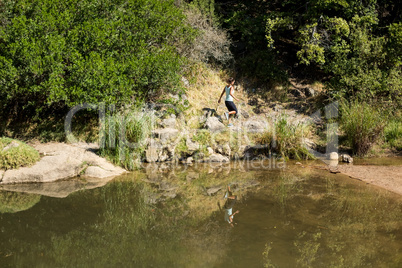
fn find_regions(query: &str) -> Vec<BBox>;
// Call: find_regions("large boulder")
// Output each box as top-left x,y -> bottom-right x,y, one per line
204,117 -> 225,132
208,153 -> 229,162
152,128 -> 179,142
160,115 -> 177,129
0,143 -> 126,185
243,119 -> 267,133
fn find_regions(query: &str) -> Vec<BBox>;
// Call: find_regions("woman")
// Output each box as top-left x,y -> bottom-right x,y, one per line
218,77 -> 239,127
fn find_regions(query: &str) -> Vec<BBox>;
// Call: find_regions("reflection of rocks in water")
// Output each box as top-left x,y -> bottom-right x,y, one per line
0,191 -> 41,213
142,178 -> 179,204
0,177 -> 115,198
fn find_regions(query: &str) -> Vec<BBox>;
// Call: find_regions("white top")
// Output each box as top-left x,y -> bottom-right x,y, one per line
225,86 -> 234,102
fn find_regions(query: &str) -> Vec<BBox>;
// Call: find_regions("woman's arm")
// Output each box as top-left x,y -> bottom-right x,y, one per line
218,87 -> 226,103
229,86 -> 239,101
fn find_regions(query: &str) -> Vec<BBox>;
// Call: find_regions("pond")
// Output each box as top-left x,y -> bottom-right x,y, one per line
1,160 -> 401,267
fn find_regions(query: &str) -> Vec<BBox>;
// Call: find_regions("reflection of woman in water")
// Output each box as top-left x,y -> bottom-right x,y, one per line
223,187 -> 239,227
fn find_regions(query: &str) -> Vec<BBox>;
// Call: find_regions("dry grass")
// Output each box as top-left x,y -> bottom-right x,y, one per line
184,64 -> 249,120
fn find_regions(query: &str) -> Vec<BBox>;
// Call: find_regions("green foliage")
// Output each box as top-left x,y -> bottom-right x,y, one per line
188,0 -> 216,22
257,117 -> 314,160
384,119 -> 402,151
99,107 -> 155,170
193,129 -> 212,146
0,138 -> 40,170
0,0 -> 195,117
260,0 -> 401,103
339,100 -> 385,156
216,1 -> 288,86
175,137 -> 189,158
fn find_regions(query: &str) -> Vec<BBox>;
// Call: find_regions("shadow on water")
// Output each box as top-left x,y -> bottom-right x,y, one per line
1,161 -> 401,267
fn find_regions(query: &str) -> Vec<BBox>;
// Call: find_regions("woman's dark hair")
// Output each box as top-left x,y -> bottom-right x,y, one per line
227,77 -> 235,84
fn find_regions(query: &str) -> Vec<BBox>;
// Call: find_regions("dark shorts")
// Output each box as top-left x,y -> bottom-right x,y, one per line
225,101 -> 238,114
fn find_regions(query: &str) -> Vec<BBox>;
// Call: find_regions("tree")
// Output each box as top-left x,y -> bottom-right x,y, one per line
0,0 -> 195,118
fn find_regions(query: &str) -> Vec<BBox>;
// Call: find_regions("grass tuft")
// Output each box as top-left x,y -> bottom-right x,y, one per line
340,100 -> 385,156
99,107 -> 155,170
256,117 -> 314,160
0,137 -> 40,170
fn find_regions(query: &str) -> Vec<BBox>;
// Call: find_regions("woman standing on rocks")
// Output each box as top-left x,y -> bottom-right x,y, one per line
218,77 -> 239,127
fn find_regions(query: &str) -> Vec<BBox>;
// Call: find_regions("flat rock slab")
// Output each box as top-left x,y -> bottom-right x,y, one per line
0,142 -> 126,185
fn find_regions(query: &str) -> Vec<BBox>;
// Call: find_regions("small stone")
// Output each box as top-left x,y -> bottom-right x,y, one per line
329,152 -> 339,160
186,157 -> 193,164
207,147 -> 214,155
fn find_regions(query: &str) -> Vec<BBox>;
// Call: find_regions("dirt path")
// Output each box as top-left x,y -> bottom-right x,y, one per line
336,165 -> 402,196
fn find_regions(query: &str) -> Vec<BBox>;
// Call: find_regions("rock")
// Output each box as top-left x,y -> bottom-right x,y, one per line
243,145 -> 269,159
185,157 -> 194,164
290,89 -> 305,98
2,140 -> 20,152
152,128 -> 179,142
204,117 -> 225,132
206,185 -> 223,196
146,140 -> 161,163
160,115 -> 176,129
181,77 -> 190,87
304,87 -> 316,97
328,152 -> 339,160
239,110 -> 250,119
158,149 -> 169,162
1,143 -> 125,185
207,147 -> 214,155
243,119 -> 266,133
223,144 -> 231,156
186,138 -> 199,153
340,154 -> 353,163
85,166 -> 123,178
208,153 -> 229,162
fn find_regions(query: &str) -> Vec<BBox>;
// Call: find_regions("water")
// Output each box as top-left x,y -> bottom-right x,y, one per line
1,161 -> 401,267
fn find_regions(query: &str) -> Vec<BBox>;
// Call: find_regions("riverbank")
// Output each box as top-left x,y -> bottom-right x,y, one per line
336,164 -> 402,196
0,142 -> 126,185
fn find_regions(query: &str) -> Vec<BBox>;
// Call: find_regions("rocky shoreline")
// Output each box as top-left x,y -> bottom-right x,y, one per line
0,142 -> 126,185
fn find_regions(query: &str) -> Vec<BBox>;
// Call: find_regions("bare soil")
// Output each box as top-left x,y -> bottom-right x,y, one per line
336,165 -> 402,196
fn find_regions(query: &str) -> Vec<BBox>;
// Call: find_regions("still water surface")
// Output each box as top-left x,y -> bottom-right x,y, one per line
1,161 -> 401,267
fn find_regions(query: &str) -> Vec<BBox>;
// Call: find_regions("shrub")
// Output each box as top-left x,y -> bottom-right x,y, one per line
340,100 -> 385,156
181,5 -> 233,65
257,117 -> 314,160
0,0 -> 195,117
384,119 -> 402,150
98,107 -> 155,170
0,138 -> 40,170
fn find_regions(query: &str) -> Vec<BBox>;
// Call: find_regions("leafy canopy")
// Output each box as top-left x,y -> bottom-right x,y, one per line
0,0 -> 195,115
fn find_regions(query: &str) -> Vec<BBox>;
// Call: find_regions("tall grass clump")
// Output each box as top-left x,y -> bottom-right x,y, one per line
383,119 -> 402,151
0,138 -> 40,170
340,100 -> 385,156
99,107 -> 155,170
257,117 -> 314,160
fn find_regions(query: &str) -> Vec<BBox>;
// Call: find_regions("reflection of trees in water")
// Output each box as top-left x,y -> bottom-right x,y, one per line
4,171 -> 242,267
263,172 -> 402,267
0,191 -> 41,213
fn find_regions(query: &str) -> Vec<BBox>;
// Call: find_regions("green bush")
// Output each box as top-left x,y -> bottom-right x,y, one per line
384,119 -> 402,150
0,0 -> 195,117
257,117 -> 314,160
340,100 -> 385,156
0,138 -> 40,170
